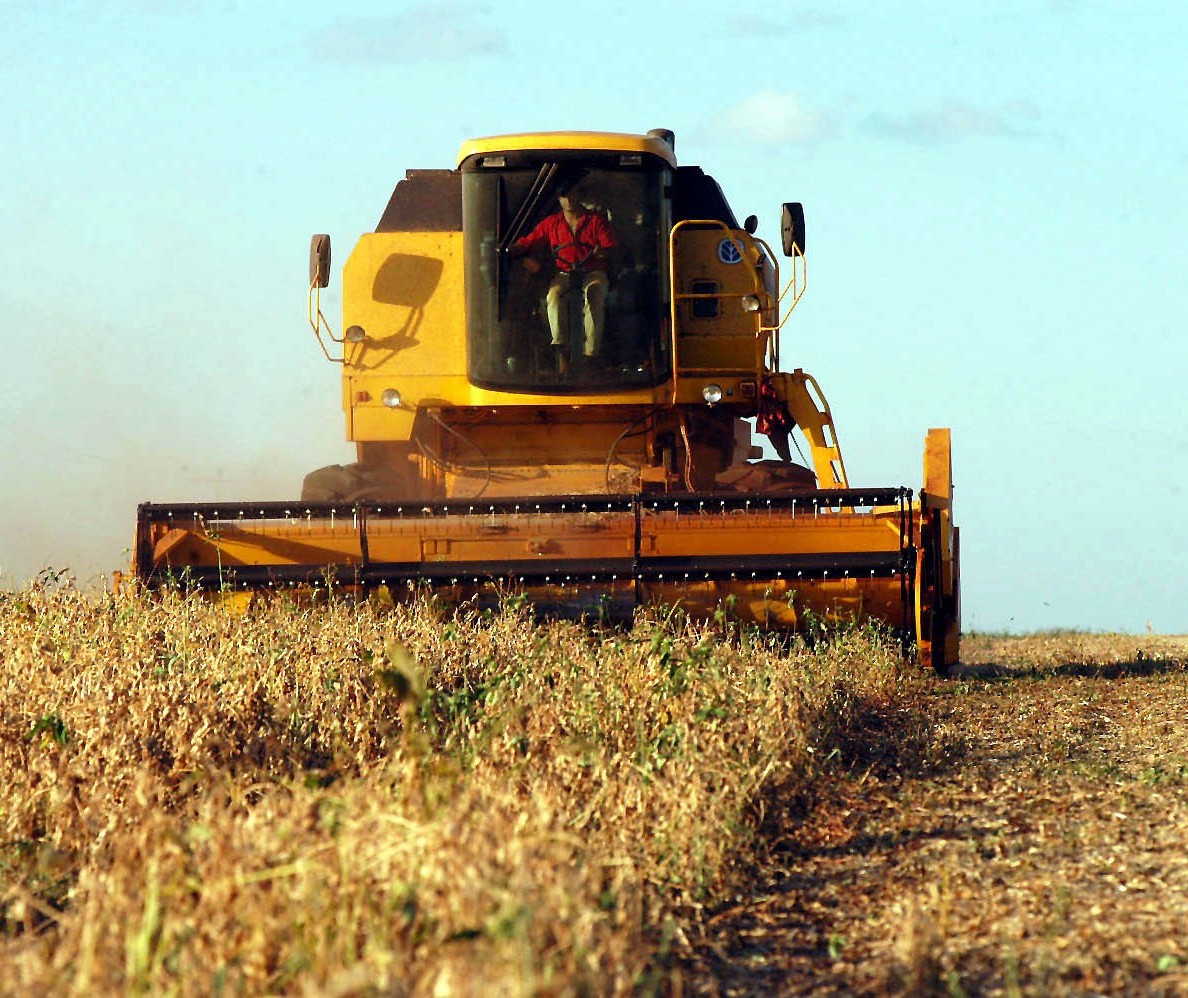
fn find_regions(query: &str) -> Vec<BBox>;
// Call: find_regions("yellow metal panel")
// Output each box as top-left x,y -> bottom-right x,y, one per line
342,232 -> 466,380
778,370 -> 850,489
676,339 -> 762,372
673,229 -> 764,338
365,511 -> 636,566
348,384 -> 667,444
923,428 -> 953,507
640,508 -> 906,559
457,132 -> 677,168
670,378 -> 758,406
675,230 -> 765,294
150,519 -> 366,571
347,393 -> 417,442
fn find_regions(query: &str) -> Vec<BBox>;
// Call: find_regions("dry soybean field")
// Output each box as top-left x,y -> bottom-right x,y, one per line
2,581 -> 1186,996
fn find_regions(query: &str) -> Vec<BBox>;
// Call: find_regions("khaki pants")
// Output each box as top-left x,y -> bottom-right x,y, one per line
545,270 -> 608,357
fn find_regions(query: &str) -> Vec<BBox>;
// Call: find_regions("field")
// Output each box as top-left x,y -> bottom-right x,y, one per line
691,633 -> 1188,996
2,581 -> 1186,996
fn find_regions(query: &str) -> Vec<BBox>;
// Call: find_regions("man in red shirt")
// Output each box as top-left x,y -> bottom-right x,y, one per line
509,189 -> 617,370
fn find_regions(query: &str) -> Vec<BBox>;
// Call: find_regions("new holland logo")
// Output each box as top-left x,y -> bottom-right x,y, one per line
717,238 -> 744,265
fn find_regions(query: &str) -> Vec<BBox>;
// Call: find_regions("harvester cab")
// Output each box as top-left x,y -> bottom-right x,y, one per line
134,129 -> 961,670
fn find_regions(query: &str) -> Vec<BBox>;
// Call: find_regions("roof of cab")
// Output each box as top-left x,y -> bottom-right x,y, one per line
457,131 -> 677,168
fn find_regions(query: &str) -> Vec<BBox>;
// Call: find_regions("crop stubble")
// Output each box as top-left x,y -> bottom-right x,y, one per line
686,632 -> 1188,996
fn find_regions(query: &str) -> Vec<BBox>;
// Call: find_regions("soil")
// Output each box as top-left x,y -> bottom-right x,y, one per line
680,634 -> 1188,997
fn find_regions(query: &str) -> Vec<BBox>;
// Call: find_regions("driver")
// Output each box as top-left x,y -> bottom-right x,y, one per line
508,186 -> 617,370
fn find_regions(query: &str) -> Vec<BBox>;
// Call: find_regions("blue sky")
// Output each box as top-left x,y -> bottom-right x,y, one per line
2,1 -> 1186,633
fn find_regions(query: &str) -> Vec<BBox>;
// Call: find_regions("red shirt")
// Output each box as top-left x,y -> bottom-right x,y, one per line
515,210 -> 616,272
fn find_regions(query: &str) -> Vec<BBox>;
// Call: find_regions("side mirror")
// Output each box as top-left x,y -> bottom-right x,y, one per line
780,203 -> 805,257
309,234 -> 332,288
743,214 -> 758,235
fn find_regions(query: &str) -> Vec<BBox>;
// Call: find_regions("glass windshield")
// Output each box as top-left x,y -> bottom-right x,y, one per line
463,158 -> 670,392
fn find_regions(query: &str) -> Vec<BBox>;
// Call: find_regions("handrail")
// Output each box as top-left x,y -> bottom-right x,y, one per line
667,218 -> 768,404
754,236 -> 806,352
773,245 -> 806,328
307,278 -> 345,364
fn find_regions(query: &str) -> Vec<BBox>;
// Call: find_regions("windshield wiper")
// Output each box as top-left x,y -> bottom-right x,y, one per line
500,162 -> 557,251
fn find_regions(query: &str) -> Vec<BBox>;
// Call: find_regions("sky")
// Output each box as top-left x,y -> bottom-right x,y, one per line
2,1 -> 1186,634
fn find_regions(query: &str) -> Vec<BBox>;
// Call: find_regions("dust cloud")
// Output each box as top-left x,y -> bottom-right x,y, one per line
1,341 -> 349,590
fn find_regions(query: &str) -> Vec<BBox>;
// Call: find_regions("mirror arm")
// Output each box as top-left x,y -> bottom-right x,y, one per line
307,280 -> 345,364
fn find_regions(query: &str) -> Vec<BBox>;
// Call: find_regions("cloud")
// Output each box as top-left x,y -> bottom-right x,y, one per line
723,11 -> 844,36
711,90 -> 832,146
862,101 -> 1042,144
317,4 -> 507,64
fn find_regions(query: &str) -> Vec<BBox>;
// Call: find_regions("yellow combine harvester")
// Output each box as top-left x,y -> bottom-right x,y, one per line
132,129 -> 960,669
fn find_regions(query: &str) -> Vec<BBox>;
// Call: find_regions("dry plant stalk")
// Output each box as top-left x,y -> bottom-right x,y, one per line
0,581 -> 915,995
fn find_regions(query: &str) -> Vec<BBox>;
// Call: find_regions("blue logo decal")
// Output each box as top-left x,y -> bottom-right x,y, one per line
717,238 -> 743,265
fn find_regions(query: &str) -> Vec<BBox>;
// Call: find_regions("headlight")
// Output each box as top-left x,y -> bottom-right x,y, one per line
381,388 -> 403,408
740,295 -> 761,313
344,324 -> 366,343
702,383 -> 723,406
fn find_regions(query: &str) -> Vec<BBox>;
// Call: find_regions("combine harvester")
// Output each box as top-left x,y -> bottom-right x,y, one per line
132,130 -> 960,669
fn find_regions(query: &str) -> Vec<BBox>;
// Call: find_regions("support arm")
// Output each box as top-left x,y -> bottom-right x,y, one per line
765,369 -> 850,489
